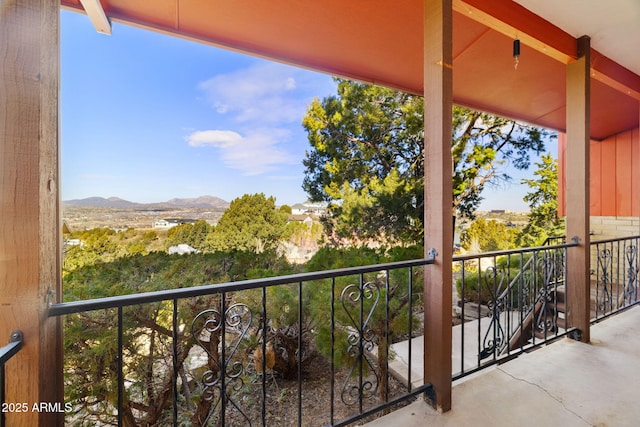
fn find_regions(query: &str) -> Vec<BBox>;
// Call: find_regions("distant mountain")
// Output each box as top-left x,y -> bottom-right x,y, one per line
64,197 -> 142,208
165,196 -> 229,209
63,195 -> 229,209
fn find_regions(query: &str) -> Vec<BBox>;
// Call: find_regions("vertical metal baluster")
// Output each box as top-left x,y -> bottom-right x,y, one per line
552,247 -> 558,337
262,286 -> 267,427
539,250 -> 545,340
616,241 -> 621,310
519,251 -> 524,352
298,281 -> 303,427
220,293 -> 226,427
636,237 -> 639,304
1,358 -> 5,427
385,269 -> 390,402
460,260 -> 465,374
0,332 -> 22,427
607,242 -> 612,313
172,299 -> 178,426
491,255 -> 502,361
533,250 -> 540,345
566,246 -> 570,323
595,242 -> 600,318
635,238 -> 639,304
359,273 -> 364,415
330,277 -> 336,425
408,266 -> 413,391
505,254 -> 511,356
545,250 -> 558,336
476,257 -> 481,369
624,240 -> 629,307
609,241 -> 614,314
118,307 -> 123,427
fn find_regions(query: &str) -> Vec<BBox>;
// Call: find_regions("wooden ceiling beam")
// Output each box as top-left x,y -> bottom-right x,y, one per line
78,0 -> 111,35
453,0 -> 575,64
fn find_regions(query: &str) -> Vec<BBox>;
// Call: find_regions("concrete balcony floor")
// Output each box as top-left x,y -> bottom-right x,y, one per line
365,305 -> 640,427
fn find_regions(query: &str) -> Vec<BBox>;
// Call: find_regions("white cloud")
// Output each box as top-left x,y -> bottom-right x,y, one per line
186,128 -> 295,175
187,130 -> 243,148
189,61 -> 336,176
198,62 -> 315,125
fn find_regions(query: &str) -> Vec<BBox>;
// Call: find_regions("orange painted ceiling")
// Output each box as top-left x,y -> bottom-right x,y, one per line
60,0 -> 640,140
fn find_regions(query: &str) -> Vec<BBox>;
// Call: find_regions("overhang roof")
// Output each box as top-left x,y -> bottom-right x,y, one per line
61,0 -> 640,140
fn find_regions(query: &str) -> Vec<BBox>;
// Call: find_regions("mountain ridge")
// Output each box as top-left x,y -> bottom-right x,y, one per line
63,195 -> 229,209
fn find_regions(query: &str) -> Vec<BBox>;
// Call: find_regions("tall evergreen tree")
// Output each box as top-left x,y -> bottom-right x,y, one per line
209,193 -> 288,253
517,153 -> 564,246
303,79 -> 550,244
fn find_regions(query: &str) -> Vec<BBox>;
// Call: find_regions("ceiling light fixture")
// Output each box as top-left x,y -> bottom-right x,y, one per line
513,39 -> 521,70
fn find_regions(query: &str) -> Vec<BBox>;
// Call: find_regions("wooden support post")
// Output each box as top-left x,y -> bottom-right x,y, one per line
0,0 -> 63,425
423,0 -> 453,412
566,36 -> 591,343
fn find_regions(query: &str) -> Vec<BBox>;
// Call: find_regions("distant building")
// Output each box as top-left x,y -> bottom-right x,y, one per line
153,218 -> 197,229
153,219 -> 178,229
291,201 -> 328,216
168,244 -> 200,255
288,214 -> 315,227
65,238 -> 82,247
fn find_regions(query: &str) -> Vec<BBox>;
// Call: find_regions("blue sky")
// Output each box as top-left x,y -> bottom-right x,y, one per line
61,10 -> 555,211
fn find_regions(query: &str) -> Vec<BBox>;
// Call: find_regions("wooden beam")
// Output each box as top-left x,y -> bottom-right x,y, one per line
423,0 -> 453,413
453,0 -> 575,64
456,0 -> 640,101
590,49 -> 640,102
566,36 -> 591,343
79,0 -> 112,35
0,0 -> 63,425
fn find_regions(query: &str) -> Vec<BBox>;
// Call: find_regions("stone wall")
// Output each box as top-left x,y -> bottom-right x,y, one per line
590,216 -> 640,240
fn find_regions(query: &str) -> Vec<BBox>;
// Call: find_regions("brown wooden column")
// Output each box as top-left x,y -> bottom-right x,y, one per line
566,36 -> 591,343
0,0 -> 63,425
423,0 -> 453,412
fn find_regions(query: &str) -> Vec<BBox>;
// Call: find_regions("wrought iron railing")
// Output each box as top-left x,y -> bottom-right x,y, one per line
0,331 -> 23,427
591,235 -> 640,321
543,235 -> 566,246
452,241 -> 577,380
49,257 -> 434,426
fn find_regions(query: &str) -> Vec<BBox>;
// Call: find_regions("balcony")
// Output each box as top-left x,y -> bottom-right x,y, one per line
366,304 -> 640,426
3,236 -> 636,425
2,1 -> 639,425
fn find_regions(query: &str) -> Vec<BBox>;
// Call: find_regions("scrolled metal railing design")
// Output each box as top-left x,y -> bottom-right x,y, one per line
595,247 -> 614,315
534,253 -> 562,336
454,241 -> 576,378
340,281 -> 380,406
478,250 -> 564,361
192,302 -> 253,426
625,244 -> 639,304
591,236 -> 640,321
50,256 -> 435,426
479,266 -> 507,360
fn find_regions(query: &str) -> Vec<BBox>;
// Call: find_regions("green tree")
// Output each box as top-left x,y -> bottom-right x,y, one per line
209,193 -> 288,253
279,204 -> 292,214
63,228 -> 123,274
302,79 -> 549,244
460,218 -> 518,252
517,153 -> 564,246
166,220 -> 213,251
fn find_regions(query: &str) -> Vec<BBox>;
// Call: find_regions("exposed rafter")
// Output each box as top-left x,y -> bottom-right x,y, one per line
79,0 -> 111,35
